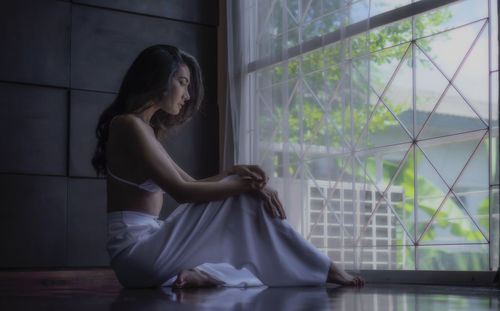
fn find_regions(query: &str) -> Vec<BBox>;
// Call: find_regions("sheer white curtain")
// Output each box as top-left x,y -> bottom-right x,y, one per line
224,0 -> 498,272
225,0 -> 371,272
223,1 -> 251,169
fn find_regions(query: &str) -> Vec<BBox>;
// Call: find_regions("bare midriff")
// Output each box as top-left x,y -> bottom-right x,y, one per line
106,176 -> 163,216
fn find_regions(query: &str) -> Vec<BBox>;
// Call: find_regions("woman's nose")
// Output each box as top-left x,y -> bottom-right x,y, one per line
184,91 -> 190,101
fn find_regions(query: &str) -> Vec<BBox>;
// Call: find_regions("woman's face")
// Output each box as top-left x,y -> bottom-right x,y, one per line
158,64 -> 191,115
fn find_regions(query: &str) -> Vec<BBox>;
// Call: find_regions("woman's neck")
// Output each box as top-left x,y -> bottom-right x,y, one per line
135,103 -> 160,125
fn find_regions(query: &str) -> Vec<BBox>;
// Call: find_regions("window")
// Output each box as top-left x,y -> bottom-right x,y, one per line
243,0 -> 499,271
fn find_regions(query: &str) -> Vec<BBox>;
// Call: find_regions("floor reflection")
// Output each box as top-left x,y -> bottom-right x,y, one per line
109,284 -> 500,311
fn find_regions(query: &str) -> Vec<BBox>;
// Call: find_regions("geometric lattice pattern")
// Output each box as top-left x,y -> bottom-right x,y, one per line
246,0 -> 498,270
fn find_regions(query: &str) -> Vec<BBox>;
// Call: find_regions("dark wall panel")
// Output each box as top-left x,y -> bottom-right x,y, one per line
0,175 -> 67,267
73,0 -> 218,26
71,5 -> 218,93
0,83 -> 67,175
0,0 -> 219,269
70,90 -> 115,177
67,179 -> 108,266
0,0 -> 70,86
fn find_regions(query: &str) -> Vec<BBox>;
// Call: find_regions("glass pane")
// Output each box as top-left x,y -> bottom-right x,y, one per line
355,145 -> 415,246
419,194 -> 488,245
302,49 -> 324,74
414,0 -> 488,39
414,146 -> 453,240
302,0 -> 324,23
418,87 -> 488,140
370,0 -> 411,17
417,244 -> 489,270
453,25 -> 489,123
358,245 -> 415,270
346,58 -> 370,144
417,133 -> 486,188
416,20 -> 485,81
452,138 -> 490,235
381,47 -> 414,137
369,19 -> 412,52
369,44 -> 410,99
349,0 -> 369,25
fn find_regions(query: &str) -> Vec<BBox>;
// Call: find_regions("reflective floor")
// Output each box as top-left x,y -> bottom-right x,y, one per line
2,284 -> 499,311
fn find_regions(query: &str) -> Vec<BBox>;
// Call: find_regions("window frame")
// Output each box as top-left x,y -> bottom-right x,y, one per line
240,0 -> 499,281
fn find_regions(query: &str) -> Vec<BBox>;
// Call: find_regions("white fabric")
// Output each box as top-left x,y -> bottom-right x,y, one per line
223,0 -> 252,169
107,176 -> 331,288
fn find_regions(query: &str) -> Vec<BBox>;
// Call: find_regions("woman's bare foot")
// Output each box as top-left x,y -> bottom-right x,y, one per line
173,269 -> 224,289
327,262 -> 365,287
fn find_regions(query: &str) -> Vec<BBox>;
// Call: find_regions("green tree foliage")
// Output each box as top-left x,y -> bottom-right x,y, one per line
261,5 -> 451,149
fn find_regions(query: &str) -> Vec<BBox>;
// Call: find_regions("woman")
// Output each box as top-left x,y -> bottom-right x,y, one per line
92,44 -> 364,288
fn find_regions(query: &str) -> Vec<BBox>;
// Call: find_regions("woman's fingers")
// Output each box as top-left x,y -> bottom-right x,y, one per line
251,186 -> 286,219
249,165 -> 267,181
257,188 -> 286,219
241,176 -> 261,190
232,165 -> 269,190
238,166 -> 262,183
256,189 -> 275,218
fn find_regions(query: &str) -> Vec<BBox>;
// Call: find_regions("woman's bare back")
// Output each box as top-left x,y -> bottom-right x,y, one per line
106,114 -> 164,216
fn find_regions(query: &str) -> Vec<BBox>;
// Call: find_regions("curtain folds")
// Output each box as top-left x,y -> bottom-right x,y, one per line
223,0 -> 250,169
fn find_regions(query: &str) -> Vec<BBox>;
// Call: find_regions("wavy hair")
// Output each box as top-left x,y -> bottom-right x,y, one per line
91,44 -> 204,176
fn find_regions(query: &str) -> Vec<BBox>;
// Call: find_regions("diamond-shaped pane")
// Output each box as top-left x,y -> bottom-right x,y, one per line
453,24 -> 489,122
370,44 -> 409,96
362,99 -> 413,149
414,45 -> 449,136
416,20 -> 484,79
355,146 -> 414,246
419,193 -> 488,244
417,132 -> 485,187
418,87 -> 487,139
451,138 -> 489,235
381,47 -> 414,137
414,146 -> 452,238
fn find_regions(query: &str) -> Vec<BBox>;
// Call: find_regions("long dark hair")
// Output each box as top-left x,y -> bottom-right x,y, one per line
91,44 -> 204,176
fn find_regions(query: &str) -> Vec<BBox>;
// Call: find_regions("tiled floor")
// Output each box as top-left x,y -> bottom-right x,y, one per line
1,270 -> 499,310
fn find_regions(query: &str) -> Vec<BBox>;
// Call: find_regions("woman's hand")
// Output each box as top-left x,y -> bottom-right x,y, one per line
227,165 -> 269,189
253,187 -> 287,219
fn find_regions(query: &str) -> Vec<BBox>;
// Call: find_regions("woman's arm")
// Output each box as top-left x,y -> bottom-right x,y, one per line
115,115 -> 257,203
164,147 -> 267,184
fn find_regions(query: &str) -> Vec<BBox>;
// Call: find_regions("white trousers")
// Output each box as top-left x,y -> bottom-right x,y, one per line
107,186 -> 331,288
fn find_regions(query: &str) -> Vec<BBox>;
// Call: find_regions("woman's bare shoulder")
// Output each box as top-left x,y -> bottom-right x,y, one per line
112,114 -> 143,129
109,114 -> 155,148
111,114 -> 151,136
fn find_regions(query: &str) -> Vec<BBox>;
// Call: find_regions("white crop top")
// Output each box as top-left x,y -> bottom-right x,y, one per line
107,167 -> 165,193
